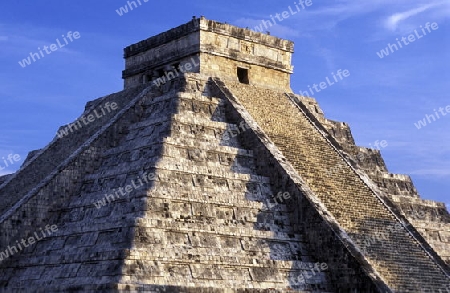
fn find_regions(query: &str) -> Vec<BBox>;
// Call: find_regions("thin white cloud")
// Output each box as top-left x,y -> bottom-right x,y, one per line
0,24 -> 83,58
394,147 -> 450,178
408,168 -> 450,177
234,1 -> 411,37
384,2 -> 443,31
277,0 -> 450,36
291,0 -> 399,31
312,47 -> 336,73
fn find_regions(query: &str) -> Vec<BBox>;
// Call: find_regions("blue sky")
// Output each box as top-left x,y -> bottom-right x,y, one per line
0,0 -> 449,207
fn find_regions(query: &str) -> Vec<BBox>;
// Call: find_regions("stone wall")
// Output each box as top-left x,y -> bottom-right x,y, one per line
124,54 -> 201,89
200,54 -> 291,92
199,18 -> 293,92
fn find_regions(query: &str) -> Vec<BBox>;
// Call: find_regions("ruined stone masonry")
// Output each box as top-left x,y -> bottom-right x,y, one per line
0,17 -> 449,292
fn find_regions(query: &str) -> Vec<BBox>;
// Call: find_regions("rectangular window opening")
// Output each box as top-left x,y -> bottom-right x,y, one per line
237,67 -> 249,84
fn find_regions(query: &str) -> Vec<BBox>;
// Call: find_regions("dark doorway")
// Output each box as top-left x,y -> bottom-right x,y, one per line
237,67 -> 249,84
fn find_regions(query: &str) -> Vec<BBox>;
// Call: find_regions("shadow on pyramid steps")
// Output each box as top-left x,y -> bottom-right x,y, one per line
0,75 -> 336,292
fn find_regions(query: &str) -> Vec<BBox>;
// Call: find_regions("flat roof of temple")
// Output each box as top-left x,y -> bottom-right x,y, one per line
123,17 -> 294,58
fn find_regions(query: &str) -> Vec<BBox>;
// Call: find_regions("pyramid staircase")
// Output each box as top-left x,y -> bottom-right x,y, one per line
212,78 -> 450,292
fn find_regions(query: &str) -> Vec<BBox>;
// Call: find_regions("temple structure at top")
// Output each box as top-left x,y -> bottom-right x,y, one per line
122,16 -> 294,91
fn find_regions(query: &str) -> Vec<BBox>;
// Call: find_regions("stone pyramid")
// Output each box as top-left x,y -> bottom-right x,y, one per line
0,17 -> 449,292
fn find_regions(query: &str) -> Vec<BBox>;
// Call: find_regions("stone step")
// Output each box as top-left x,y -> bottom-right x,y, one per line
176,92 -> 222,105
172,113 -> 230,130
85,154 -> 267,183
141,91 -> 226,123
165,129 -> 253,154
141,91 -> 221,107
43,212 -> 300,244
76,165 -> 273,210
117,113 -> 245,152
84,143 -> 257,180
103,133 -> 254,160
128,247 -> 314,266
155,155 -> 256,176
